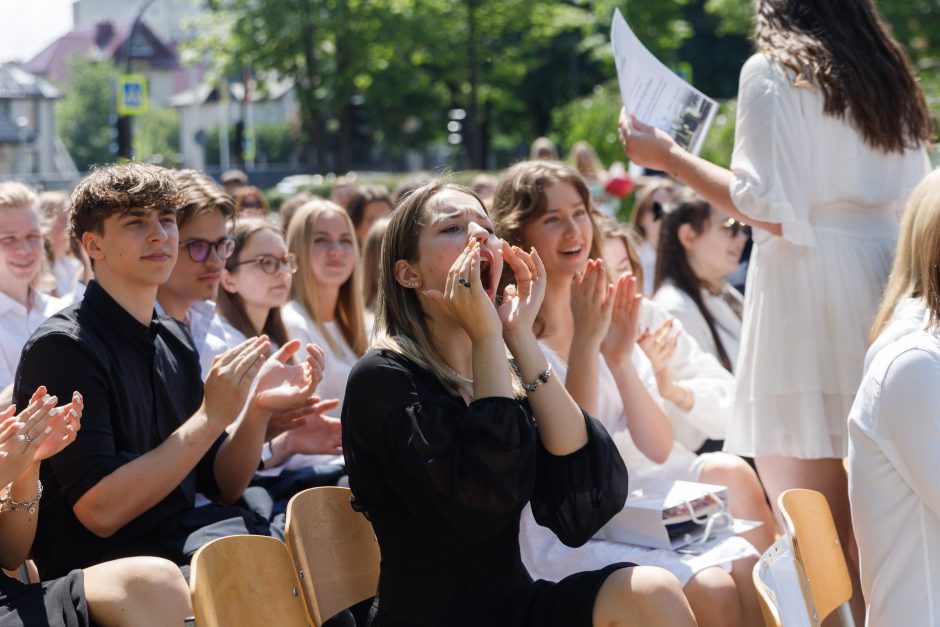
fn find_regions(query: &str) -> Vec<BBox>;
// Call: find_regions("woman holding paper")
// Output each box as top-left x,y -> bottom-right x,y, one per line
619,1 -> 932,620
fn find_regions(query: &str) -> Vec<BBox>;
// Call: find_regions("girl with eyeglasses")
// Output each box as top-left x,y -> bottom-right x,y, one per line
217,219 -> 296,350
280,200 -> 367,467
652,192 -> 749,373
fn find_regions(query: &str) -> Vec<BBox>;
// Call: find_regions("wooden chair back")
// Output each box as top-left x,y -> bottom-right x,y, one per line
190,534 -> 310,627
285,487 -> 380,626
778,488 -> 854,625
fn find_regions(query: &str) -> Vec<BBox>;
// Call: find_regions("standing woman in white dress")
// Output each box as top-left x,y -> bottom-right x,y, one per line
620,1 -> 933,619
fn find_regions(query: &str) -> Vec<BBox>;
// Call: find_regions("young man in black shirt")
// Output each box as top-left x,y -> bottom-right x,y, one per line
14,163 -> 321,579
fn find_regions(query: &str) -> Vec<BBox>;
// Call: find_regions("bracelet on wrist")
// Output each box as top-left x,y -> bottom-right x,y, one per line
520,363 -> 553,393
0,480 -> 43,514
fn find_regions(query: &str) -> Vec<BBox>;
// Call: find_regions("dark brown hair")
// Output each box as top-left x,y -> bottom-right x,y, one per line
216,219 -> 290,348
654,192 -> 734,371
172,169 -> 235,229
346,185 -> 392,232
70,163 -> 182,240
233,185 -> 269,216
755,0 -> 934,153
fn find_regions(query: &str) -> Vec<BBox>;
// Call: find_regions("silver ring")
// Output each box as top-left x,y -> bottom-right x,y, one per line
457,278 -> 471,288
23,433 -> 33,444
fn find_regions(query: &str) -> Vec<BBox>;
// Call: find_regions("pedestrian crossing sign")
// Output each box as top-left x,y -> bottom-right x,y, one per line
117,74 -> 148,116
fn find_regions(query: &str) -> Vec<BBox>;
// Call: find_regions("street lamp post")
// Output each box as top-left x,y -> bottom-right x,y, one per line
116,0 -> 159,160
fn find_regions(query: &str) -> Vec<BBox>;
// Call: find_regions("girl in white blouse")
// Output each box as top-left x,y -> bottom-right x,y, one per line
282,200 -> 368,466
849,170 -> 940,626
651,192 -> 747,373
493,161 -> 774,627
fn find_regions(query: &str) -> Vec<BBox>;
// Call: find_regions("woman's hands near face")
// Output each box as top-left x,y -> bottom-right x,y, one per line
497,241 -> 545,341
422,238 -> 502,342
618,108 -> 680,173
570,259 -> 614,347
600,273 -> 643,367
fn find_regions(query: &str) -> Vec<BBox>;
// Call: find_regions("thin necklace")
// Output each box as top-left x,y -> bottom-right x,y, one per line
448,367 -> 474,385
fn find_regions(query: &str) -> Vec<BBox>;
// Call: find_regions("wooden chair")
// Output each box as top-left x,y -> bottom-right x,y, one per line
778,488 -> 856,627
285,487 -> 380,626
190,535 -> 310,627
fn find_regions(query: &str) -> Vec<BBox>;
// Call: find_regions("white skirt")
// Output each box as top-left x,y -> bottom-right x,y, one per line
725,207 -> 897,458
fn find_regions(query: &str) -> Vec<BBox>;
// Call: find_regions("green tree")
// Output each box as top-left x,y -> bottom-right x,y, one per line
55,58 -> 115,171
135,106 -> 182,168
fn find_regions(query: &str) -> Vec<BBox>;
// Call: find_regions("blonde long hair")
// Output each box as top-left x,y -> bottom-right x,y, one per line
286,200 -> 367,356
373,181 -> 522,397
870,169 -> 940,341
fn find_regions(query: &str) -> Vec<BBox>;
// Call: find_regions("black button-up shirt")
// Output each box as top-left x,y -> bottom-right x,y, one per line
14,280 -> 225,579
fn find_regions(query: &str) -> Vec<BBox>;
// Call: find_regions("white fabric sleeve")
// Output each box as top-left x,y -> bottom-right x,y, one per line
729,54 -> 815,247
666,318 -> 734,441
879,346 -> 940,518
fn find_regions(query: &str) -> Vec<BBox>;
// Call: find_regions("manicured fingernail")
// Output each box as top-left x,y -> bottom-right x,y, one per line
42,395 -> 51,403
48,408 -> 57,416
17,434 -> 25,441
15,422 -> 25,431
44,426 -> 52,434
46,396 -> 57,405
69,409 -> 78,418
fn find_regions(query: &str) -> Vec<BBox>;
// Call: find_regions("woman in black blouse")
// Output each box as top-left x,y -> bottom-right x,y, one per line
342,182 -> 695,626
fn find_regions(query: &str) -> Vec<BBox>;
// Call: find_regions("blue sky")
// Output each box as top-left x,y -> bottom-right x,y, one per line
0,0 -> 73,63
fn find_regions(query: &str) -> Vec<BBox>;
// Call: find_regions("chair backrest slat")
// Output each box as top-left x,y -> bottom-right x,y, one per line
190,534 -> 310,627
779,489 -> 854,625
285,487 -> 380,626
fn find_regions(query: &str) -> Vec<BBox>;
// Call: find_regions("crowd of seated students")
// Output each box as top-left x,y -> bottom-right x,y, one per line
0,69 -> 935,627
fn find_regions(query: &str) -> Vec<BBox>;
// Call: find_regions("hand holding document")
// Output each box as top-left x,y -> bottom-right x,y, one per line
611,8 -> 717,156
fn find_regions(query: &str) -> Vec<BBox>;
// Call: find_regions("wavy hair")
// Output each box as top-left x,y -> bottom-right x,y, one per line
754,0 -> 933,153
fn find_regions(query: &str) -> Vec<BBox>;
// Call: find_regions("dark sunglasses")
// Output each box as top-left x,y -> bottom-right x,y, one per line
229,253 -> 298,275
721,218 -> 751,238
181,236 -> 236,263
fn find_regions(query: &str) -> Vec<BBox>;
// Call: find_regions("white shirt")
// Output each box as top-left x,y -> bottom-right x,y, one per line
653,281 -> 742,371
280,300 -> 361,469
638,298 -> 735,452
848,323 -> 940,626
636,240 -> 657,296
52,256 -> 82,298
863,297 -> 927,375
154,300 -> 236,380
0,290 -> 66,390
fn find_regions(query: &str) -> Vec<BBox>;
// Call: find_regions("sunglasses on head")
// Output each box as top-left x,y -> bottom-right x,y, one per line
721,217 -> 751,238
651,201 -> 665,221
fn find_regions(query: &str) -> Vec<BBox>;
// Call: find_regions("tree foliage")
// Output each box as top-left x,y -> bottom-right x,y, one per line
55,58 -> 114,171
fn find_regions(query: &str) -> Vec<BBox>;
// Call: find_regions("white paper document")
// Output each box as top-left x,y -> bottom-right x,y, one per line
610,8 -> 718,156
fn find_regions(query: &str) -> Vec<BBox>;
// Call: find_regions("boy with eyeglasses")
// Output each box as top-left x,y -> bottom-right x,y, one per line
158,170 -> 343,487
14,163 -> 325,579
0,183 -> 66,406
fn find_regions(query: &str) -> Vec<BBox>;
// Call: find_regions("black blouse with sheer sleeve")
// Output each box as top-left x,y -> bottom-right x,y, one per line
341,349 -> 630,627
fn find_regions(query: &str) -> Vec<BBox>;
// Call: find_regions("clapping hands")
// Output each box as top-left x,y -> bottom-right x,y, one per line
0,386 -> 83,487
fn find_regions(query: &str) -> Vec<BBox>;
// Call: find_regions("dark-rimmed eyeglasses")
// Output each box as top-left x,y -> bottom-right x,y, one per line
180,236 -> 236,263
229,253 -> 298,275
721,218 -> 751,238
